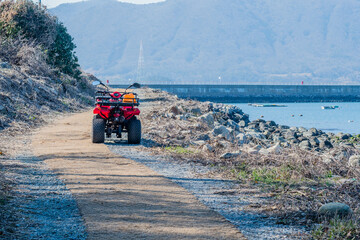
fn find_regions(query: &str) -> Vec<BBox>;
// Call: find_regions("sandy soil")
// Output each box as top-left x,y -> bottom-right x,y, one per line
32,111 -> 245,239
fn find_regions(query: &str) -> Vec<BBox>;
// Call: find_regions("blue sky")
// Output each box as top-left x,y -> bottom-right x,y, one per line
38,0 -> 164,8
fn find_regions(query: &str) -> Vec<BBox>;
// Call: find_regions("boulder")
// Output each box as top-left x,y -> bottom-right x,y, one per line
336,132 -> 351,140
226,119 -> 240,131
309,137 -> 320,147
216,140 -> 230,149
259,143 -> 282,154
199,113 -> 215,128
284,130 -> 296,139
303,131 -> 316,138
170,106 -> 181,115
319,139 -> 333,149
238,120 -> 247,127
193,140 -> 206,146
232,113 -> 243,122
349,155 -> 360,167
273,135 -> 286,143
247,132 -> 266,140
0,104 -> 6,113
196,133 -> 211,141
318,202 -> 352,219
0,62 -> 11,69
191,107 -> 202,115
202,144 -> 213,152
236,133 -> 247,144
213,125 -> 230,136
299,140 -> 311,150
298,127 -> 307,133
220,152 -> 241,160
266,120 -> 277,127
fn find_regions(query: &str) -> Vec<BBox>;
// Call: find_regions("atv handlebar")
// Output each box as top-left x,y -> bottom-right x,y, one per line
96,90 -> 111,95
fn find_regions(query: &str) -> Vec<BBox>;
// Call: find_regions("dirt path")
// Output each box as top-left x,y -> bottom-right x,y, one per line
32,111 -> 245,239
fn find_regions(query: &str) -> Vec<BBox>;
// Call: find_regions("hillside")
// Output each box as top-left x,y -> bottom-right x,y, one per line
0,0 -> 95,133
52,0 -> 360,84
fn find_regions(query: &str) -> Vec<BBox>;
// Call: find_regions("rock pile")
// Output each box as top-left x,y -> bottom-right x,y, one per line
141,89 -> 360,163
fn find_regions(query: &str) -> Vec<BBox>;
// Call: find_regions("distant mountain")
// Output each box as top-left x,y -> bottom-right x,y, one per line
52,0 -> 360,84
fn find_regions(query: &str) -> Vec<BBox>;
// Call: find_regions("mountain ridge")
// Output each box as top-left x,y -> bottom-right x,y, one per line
52,0 -> 360,84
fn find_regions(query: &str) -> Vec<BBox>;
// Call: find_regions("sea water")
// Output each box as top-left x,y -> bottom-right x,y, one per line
232,102 -> 360,134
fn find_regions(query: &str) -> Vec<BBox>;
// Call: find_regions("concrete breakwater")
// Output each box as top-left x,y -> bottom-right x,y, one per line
111,84 -> 360,102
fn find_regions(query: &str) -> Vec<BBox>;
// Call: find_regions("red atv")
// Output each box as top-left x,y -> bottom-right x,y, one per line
91,80 -> 141,144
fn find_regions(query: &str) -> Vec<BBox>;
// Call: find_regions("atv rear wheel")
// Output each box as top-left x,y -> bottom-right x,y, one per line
92,116 -> 105,143
127,118 -> 141,144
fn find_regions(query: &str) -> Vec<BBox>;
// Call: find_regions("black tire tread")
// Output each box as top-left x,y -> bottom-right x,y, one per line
92,117 -> 105,143
128,118 -> 141,144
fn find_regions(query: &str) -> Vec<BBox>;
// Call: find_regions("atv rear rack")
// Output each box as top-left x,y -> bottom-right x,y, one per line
95,100 -> 140,107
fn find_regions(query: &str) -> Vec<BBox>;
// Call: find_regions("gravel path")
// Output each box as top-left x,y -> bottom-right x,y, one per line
0,137 -> 86,240
32,111 -> 245,240
108,142 -> 307,240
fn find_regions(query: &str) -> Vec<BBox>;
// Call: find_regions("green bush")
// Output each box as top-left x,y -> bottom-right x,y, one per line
0,0 -> 80,79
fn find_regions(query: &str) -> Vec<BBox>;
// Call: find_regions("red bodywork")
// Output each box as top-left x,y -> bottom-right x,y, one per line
93,91 -> 140,120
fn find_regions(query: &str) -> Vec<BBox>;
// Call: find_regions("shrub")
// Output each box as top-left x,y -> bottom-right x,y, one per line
0,0 -> 80,79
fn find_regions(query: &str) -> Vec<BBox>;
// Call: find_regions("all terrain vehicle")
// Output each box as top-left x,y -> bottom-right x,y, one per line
92,80 -> 141,144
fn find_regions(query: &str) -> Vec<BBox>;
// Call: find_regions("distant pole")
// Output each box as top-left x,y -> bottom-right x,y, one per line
136,41 -> 144,83
39,0 -> 41,8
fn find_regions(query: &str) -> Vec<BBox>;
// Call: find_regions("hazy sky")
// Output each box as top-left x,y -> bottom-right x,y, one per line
39,0 -> 164,8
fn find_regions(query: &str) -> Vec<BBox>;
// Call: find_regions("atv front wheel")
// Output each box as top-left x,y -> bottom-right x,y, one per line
127,118 -> 141,144
92,117 -> 105,143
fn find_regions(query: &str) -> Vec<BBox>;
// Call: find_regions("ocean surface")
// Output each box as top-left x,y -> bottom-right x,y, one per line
232,102 -> 360,135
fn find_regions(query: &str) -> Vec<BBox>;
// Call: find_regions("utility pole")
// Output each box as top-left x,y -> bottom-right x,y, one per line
136,40 -> 144,83
39,0 -> 41,8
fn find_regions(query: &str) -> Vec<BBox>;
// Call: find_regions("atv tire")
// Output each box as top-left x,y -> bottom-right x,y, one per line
127,118 -> 141,144
92,117 -> 105,143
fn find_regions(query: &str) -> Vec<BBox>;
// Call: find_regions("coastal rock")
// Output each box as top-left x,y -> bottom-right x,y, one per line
191,107 -> 202,115
170,106 -> 181,115
247,132 -> 265,140
336,132 -> 351,140
259,143 -> 282,154
247,147 -> 260,154
213,126 -> 231,140
238,120 -> 247,128
266,120 -> 277,127
284,130 -> 296,139
279,125 -> 290,130
0,104 -> 6,113
202,144 -> 213,152
348,155 -> 360,167
273,135 -> 286,143
303,130 -> 316,138
298,127 -> 307,133
299,140 -> 311,150
220,152 -> 241,160
226,119 -> 240,131
196,133 -> 211,141
236,133 -> 247,144
319,139 -> 333,149
193,140 -> 206,146
199,113 -> 215,128
0,62 -> 11,69
309,137 -> 320,147
318,202 -> 352,219
216,140 -> 230,149
232,113 -> 243,123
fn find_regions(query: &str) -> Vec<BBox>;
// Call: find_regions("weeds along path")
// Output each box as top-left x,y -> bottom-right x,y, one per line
32,111 -> 244,240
